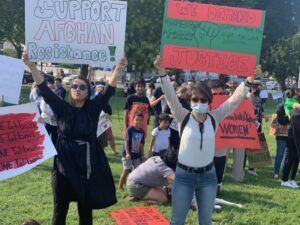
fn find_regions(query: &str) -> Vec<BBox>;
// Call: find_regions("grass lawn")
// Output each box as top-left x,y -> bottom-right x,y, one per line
1,86 -> 299,225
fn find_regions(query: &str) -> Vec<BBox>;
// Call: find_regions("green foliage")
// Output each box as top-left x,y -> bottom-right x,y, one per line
0,0 -> 24,58
2,48 -> 17,58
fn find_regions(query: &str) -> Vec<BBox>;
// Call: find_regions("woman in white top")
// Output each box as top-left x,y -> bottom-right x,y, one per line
154,56 -> 258,225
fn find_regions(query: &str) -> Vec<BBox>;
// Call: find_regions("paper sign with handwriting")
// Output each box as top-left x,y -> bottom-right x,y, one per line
110,206 -> 168,225
210,96 -> 260,149
25,0 -> 127,66
97,111 -> 112,137
0,103 -> 57,180
161,0 -> 265,77
0,55 -> 24,105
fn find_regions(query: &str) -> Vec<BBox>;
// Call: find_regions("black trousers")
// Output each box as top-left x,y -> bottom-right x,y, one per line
214,156 -> 227,184
52,169 -> 93,225
282,128 -> 299,181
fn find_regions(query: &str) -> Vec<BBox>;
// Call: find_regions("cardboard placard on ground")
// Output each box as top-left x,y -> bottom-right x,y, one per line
210,96 -> 260,149
161,0 -> 265,77
246,133 -> 272,168
110,206 -> 168,225
0,55 -> 24,105
0,103 -> 57,180
25,0 -> 127,66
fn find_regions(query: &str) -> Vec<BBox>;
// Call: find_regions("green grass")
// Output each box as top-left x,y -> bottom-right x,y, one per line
1,87 -> 299,225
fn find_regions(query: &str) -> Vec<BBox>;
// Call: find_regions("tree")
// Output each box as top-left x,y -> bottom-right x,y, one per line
0,0 -> 24,58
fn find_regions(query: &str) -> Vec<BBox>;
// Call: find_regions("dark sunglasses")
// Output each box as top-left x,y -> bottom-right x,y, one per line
191,96 -> 208,103
71,84 -> 87,91
212,92 -> 224,96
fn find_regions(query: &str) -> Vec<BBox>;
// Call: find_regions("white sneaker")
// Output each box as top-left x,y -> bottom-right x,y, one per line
289,180 -> 299,188
247,169 -> 258,176
281,181 -> 296,189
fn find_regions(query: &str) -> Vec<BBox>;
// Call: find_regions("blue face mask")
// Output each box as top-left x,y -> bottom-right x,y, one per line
191,102 -> 209,114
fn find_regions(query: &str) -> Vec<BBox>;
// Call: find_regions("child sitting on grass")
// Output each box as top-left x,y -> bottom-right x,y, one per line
149,113 -> 171,157
118,112 -> 145,189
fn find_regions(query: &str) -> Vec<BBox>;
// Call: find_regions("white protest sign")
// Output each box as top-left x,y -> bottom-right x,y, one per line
169,119 -> 178,131
0,55 -> 24,104
259,90 -> 268,99
0,103 -> 57,180
272,91 -> 283,100
97,111 -> 112,137
25,0 -> 127,66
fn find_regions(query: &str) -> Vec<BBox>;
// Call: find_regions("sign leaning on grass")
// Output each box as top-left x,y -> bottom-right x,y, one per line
25,0 -> 127,66
0,103 -> 57,180
0,55 -> 24,105
161,0 -> 266,77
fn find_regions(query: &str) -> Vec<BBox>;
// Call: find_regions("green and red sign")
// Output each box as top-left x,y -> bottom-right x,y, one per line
161,0 -> 266,77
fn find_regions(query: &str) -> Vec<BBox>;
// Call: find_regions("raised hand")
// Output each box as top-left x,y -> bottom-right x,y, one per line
154,55 -> 166,76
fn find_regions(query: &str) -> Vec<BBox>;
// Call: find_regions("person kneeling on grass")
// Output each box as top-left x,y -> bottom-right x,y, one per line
126,149 -> 176,204
118,112 -> 145,189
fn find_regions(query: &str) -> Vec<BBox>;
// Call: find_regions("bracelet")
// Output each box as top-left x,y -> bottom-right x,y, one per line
244,80 -> 255,87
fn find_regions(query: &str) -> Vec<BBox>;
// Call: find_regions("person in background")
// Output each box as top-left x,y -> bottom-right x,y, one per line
40,79 -> 58,145
29,82 -> 43,112
126,80 -> 136,96
281,84 -> 300,188
154,55 -> 258,225
127,149 -> 176,204
54,78 -> 66,100
146,82 -> 156,101
207,79 -> 228,195
118,112 -> 145,189
150,85 -> 166,128
124,79 -> 151,137
149,113 -> 171,157
273,92 -> 290,179
23,52 -> 126,225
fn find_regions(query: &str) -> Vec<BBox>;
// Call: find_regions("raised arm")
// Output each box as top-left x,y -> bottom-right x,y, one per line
153,56 -> 189,123
22,52 -> 44,85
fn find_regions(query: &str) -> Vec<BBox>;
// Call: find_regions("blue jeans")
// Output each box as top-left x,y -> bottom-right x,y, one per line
274,139 -> 287,175
170,166 -> 217,225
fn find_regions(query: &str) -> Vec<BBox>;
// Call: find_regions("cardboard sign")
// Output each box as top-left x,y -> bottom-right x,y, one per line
210,96 -> 260,149
161,0 -> 265,77
97,111 -> 112,137
259,90 -> 268,99
169,118 -> 179,131
0,55 -> 24,105
127,103 -> 149,137
0,103 -> 57,180
246,133 -> 272,168
269,114 -> 289,137
25,0 -> 127,66
272,91 -> 283,100
110,206 -> 168,225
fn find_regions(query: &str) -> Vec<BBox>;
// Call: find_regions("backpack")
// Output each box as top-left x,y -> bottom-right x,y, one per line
180,113 -> 216,137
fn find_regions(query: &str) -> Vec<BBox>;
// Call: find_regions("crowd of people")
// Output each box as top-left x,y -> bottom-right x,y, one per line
0,52 -> 294,225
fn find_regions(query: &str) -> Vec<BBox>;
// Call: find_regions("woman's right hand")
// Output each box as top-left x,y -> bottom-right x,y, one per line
125,154 -> 131,160
22,51 -> 36,68
153,55 -> 166,76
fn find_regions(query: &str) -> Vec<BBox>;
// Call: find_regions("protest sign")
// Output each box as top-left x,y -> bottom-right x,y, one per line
110,206 -> 168,225
169,118 -> 179,131
161,0 -> 265,77
0,55 -> 24,105
259,89 -> 268,99
210,96 -> 260,149
0,103 -> 57,180
25,0 -> 127,66
246,133 -> 272,168
272,91 -> 283,100
97,111 -> 112,137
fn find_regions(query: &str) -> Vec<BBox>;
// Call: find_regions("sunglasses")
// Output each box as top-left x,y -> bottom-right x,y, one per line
191,96 -> 208,104
71,84 -> 87,91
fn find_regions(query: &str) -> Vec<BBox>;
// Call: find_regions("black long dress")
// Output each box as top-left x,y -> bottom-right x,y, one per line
38,81 -> 117,209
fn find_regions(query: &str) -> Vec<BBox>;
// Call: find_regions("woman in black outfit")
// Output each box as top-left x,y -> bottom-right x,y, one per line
23,52 -> 127,225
